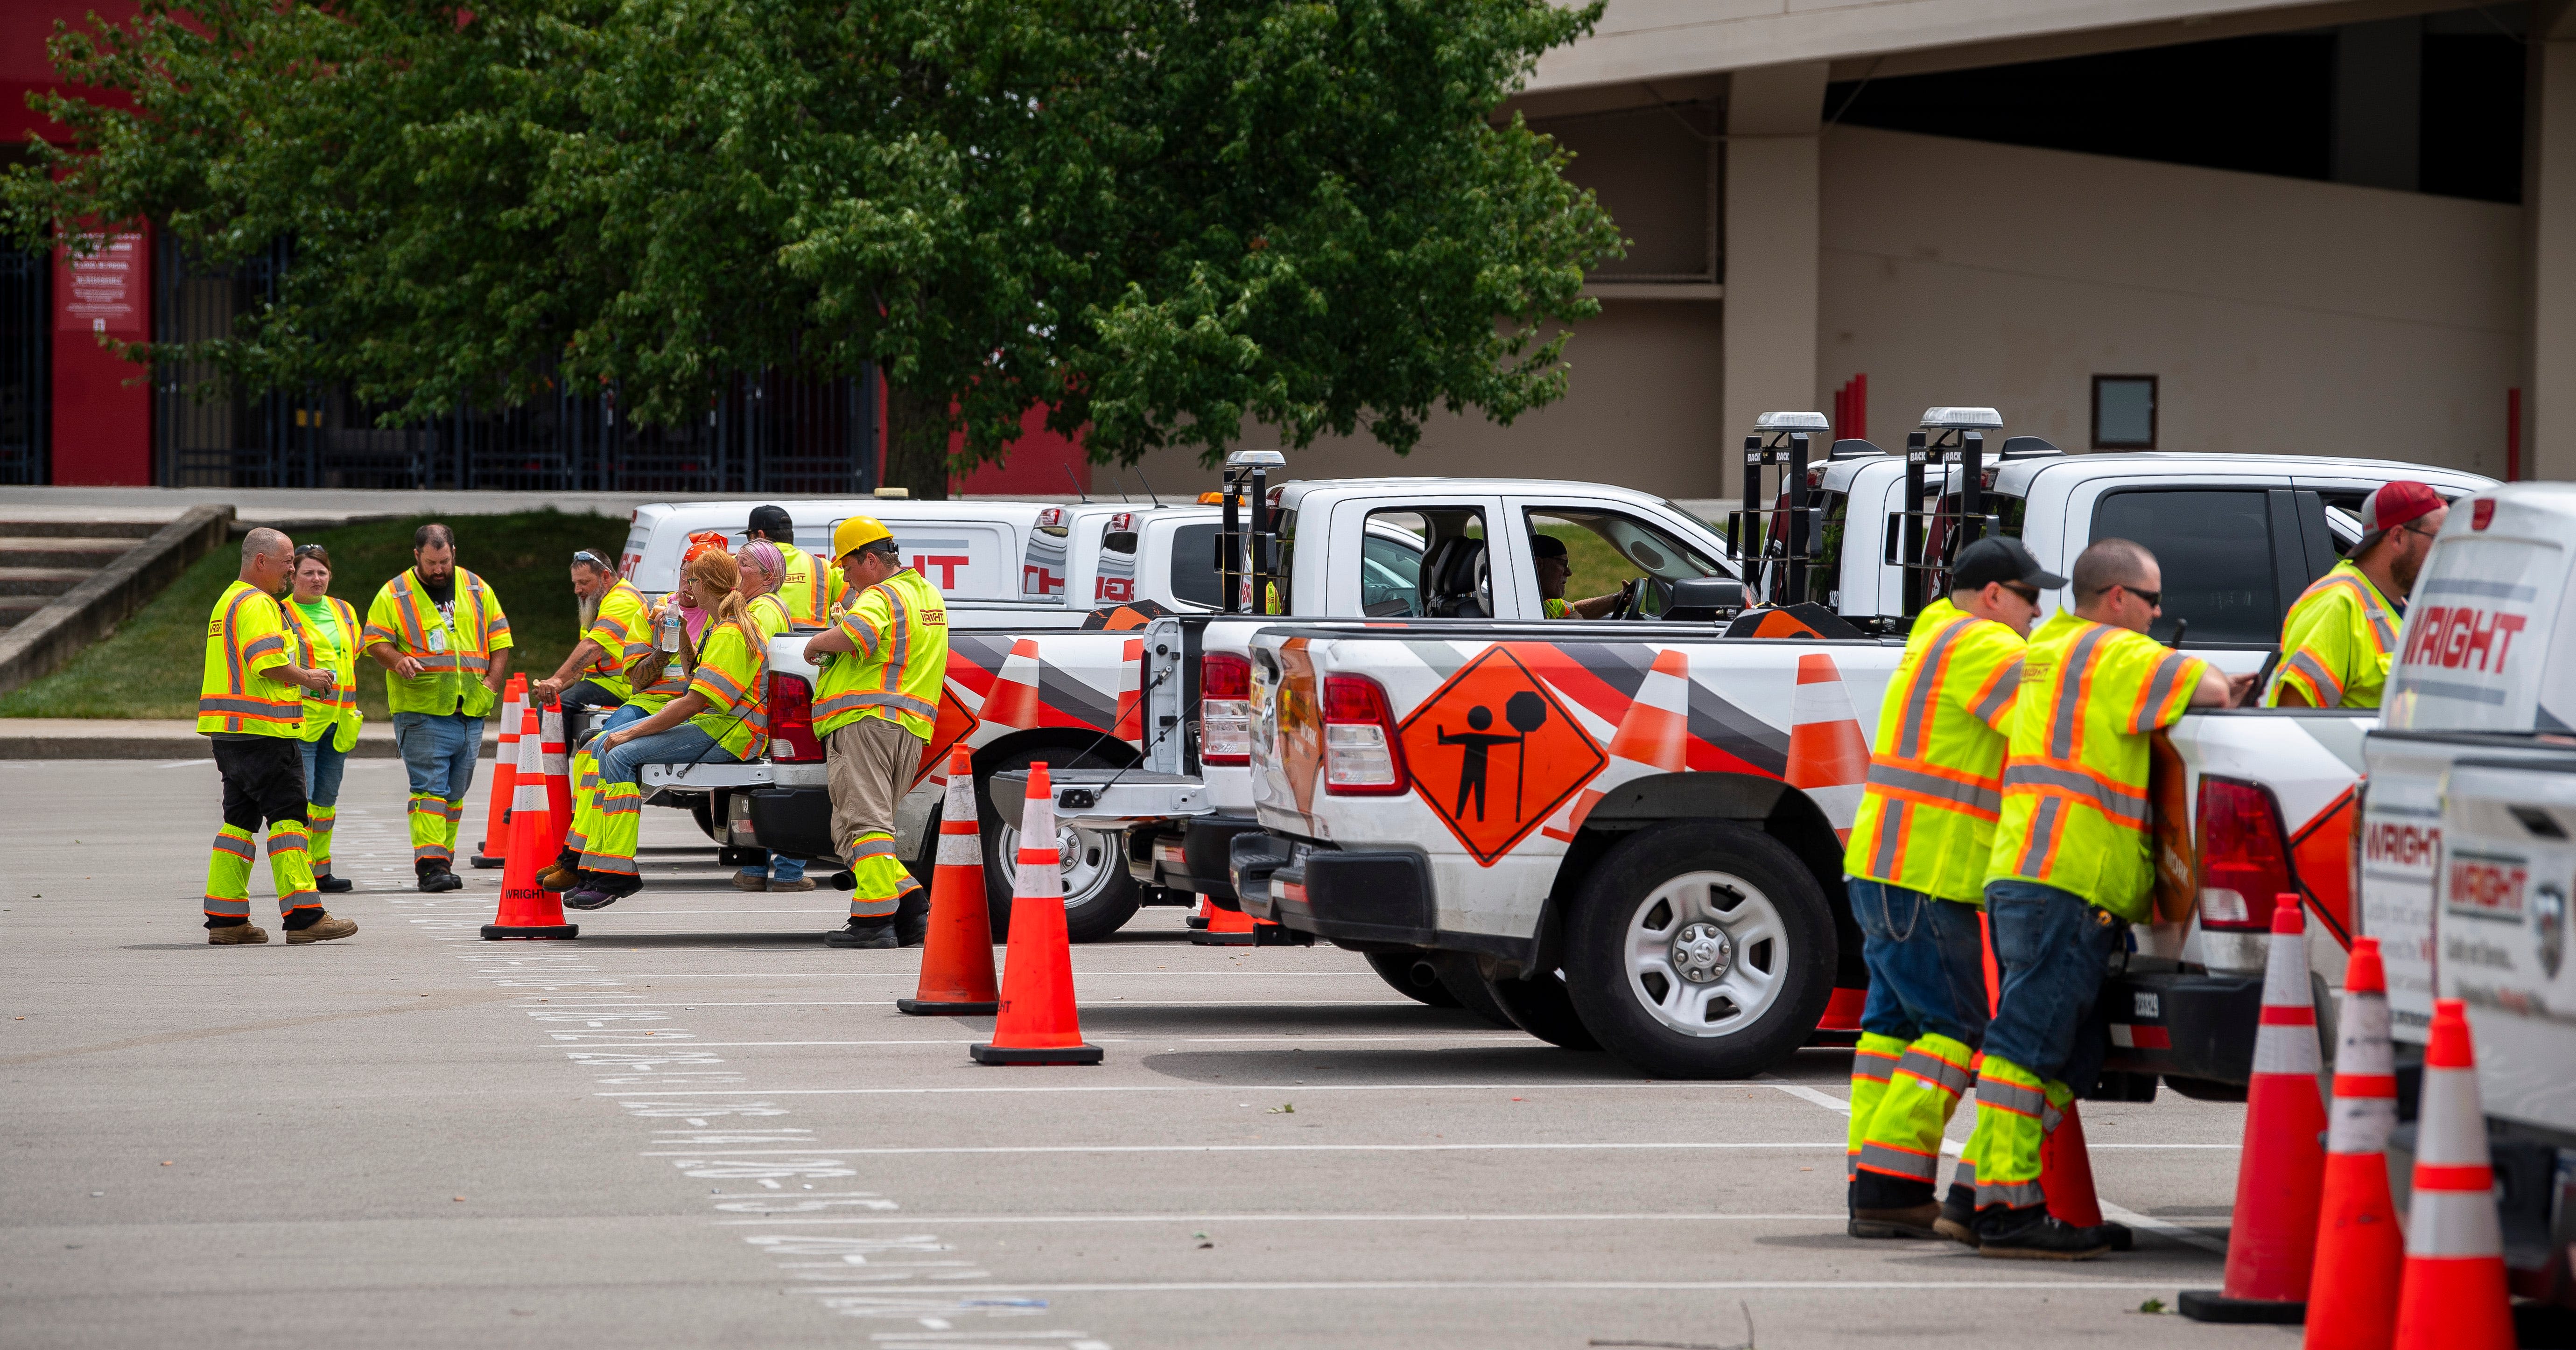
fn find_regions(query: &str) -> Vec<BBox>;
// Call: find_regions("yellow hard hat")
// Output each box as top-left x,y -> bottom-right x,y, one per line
832,515 -> 893,560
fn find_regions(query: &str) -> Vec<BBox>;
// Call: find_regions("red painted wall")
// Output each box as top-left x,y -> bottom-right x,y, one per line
950,404 -> 1092,497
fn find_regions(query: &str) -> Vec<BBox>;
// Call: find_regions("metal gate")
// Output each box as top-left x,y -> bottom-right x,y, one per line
0,250 -> 49,485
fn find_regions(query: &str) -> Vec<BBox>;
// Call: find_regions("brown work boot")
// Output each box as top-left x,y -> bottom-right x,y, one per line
286,913 -> 358,944
207,924 -> 269,945
768,877 -> 816,893
537,862 -> 581,891
1849,1203 -> 1945,1240
732,873 -> 769,892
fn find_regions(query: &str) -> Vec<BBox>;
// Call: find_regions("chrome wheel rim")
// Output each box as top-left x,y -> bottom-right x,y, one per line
996,819 -> 1117,910
1623,870 -> 1785,1037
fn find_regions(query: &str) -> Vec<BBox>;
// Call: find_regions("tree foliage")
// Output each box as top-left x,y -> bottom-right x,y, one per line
8,0 -> 1620,494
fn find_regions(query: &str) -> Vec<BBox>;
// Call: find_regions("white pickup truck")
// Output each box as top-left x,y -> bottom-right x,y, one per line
2355,483 -> 2576,1308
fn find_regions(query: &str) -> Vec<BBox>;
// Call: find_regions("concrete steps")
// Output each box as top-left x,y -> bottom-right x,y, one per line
0,505 -> 233,692
0,520 -> 158,627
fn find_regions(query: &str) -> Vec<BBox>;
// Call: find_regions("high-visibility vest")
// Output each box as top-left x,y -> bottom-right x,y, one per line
776,542 -> 846,628
581,578 -> 654,699
748,590 -> 793,640
362,567 -> 512,717
279,595 -> 362,744
1984,610 -> 2210,922
1843,600 -> 2026,903
686,617 -> 769,760
814,566 -> 948,741
198,581 -> 303,737
2264,560 -> 2398,709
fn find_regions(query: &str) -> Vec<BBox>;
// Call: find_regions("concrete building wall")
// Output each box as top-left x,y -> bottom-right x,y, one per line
1818,126 -> 2523,472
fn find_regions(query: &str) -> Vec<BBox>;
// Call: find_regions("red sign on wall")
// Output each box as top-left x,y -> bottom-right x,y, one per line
58,233 -> 145,340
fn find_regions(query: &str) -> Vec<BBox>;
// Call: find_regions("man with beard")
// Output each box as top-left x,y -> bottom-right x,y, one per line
2267,481 -> 2448,709
363,523 -> 515,891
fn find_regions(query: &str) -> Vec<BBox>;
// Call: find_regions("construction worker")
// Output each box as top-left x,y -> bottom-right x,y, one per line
729,539 -> 811,894
363,523 -> 514,893
1839,536 -> 2055,1242
801,514 -> 947,949
563,548 -> 768,910
748,504 -> 843,626
1971,538 -> 2251,1259
530,549 -> 653,717
1530,534 -> 1628,618
2267,480 -> 2447,708
278,544 -> 362,895
197,528 -> 356,945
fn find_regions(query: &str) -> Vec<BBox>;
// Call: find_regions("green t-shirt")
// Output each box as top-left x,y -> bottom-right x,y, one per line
295,599 -> 340,648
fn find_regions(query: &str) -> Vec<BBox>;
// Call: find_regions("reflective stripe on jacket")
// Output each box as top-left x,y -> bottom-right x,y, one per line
198,581 -> 303,737
687,619 -> 770,760
279,595 -> 361,743
582,579 -> 653,699
1843,600 -> 2026,903
2264,560 -> 2398,709
363,567 -> 512,717
1983,610 -> 2207,921
777,542 -> 846,628
813,566 -> 948,741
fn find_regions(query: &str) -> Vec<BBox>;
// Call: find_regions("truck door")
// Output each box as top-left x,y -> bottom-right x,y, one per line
1325,495 -> 1506,617
2057,477 -> 2313,673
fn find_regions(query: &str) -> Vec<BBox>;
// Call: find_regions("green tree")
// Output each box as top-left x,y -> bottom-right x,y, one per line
9,0 -> 1620,497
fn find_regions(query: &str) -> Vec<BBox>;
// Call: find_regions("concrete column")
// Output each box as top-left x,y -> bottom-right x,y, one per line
2533,4 -> 2576,479
1720,62 -> 1828,497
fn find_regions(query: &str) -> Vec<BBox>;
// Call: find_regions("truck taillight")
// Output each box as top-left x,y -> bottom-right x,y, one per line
2196,775 -> 2296,930
1200,653 -> 1252,765
1322,674 -> 1407,795
767,674 -> 824,762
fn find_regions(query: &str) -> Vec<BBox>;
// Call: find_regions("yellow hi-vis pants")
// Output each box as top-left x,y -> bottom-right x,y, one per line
1854,1033 -> 1976,1192
409,793 -> 451,867
1846,1033 -> 1906,1182
846,831 -> 918,920
1969,1056 -> 2070,1211
578,780 -> 642,879
307,804 -> 336,874
562,748 -> 600,856
204,821 -> 320,920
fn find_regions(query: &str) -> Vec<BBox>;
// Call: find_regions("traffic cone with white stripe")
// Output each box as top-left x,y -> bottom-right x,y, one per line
2182,894 -> 2327,1323
2391,998 -> 2513,1350
2303,936 -> 2403,1350
1190,898 -> 1258,946
980,638 -> 1046,730
539,700 -> 574,863
1543,649 -> 1691,842
471,674 -> 526,867
969,763 -> 1103,1065
1786,653 -> 1871,842
482,706 -> 577,940
898,748 -> 1001,1016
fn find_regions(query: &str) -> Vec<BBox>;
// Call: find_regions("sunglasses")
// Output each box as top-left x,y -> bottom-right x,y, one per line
572,550 -> 609,569
2001,582 -> 2040,604
291,544 -> 329,560
2119,585 -> 2163,608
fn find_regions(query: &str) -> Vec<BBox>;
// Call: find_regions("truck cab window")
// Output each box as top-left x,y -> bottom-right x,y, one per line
2091,489 -> 2279,645
1374,508 -> 1490,619
1168,523 -> 1223,609
1526,508 -> 1724,618
1360,530 -> 1425,617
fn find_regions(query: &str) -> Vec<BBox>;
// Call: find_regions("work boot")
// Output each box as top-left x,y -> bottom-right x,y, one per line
824,918 -> 899,950
898,910 -> 930,947
1934,1184 -> 1979,1245
207,923 -> 269,945
315,871 -> 354,895
563,873 -> 640,912
769,877 -> 816,894
536,861 -> 582,891
732,873 -> 769,893
285,913 -> 358,944
1849,1202 -> 1944,1240
1974,1204 -> 2112,1261
2099,1220 -> 2134,1252
415,861 -> 463,893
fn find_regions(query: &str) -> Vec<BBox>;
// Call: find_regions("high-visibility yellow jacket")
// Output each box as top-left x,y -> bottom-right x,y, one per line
775,542 -> 847,628
280,595 -> 363,749
580,579 -> 654,700
687,617 -> 769,760
815,567 -> 948,741
1843,600 -> 2026,903
1984,611 -> 2209,922
748,590 -> 793,641
363,567 -> 512,717
198,581 -> 304,737
2265,560 -> 2398,709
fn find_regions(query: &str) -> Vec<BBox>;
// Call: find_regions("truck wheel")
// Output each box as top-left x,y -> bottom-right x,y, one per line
1483,967 -> 1602,1051
1433,954 -> 1517,1029
1365,952 -> 1460,1008
688,794 -> 722,843
977,748 -> 1143,944
1563,821 -> 1836,1079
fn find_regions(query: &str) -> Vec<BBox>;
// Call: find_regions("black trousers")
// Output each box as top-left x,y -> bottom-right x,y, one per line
560,678 -> 625,716
213,736 -> 309,834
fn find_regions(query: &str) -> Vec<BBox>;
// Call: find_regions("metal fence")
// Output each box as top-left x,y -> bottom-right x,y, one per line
0,250 -> 49,485
153,238 -> 879,494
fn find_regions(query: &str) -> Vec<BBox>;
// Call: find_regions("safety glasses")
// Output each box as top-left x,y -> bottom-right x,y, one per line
572,550 -> 609,569
2119,585 -> 2163,608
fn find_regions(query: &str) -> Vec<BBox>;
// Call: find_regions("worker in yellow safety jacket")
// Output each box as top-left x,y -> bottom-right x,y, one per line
543,562 -> 715,894
748,503 -> 846,626
363,523 -> 514,892
2267,480 -> 2447,709
1970,539 -> 2252,1259
1531,533 -> 1628,618
531,548 -> 654,715
562,547 -> 769,910
1839,537 -> 2055,1243
278,543 -> 364,896
727,539 -> 813,894
802,514 -> 948,949
197,527 -> 356,946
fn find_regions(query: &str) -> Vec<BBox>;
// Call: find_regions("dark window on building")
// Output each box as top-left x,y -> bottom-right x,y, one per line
2092,376 -> 2157,449
1527,105 -> 1718,283
2421,31 -> 2525,203
0,250 -> 48,485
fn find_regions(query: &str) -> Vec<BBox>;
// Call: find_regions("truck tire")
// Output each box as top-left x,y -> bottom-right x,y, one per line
1433,954 -> 1517,1029
977,748 -> 1142,944
1483,967 -> 1602,1051
1563,821 -> 1836,1079
1365,952 -> 1460,1008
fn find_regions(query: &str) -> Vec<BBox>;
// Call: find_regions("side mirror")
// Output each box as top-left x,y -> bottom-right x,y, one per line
1664,576 -> 1746,622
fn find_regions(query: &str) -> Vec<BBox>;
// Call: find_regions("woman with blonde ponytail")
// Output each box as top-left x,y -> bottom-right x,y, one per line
559,549 -> 774,910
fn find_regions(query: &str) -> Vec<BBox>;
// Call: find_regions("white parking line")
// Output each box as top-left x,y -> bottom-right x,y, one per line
597,1082 -> 1688,1097
723,1211 -> 1846,1227
787,1279 -> 2189,1293
653,1035 -> 1532,1048
649,1142 -> 1847,1156
521,1000 -> 1418,1009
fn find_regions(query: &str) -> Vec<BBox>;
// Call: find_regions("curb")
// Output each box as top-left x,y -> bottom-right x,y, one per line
0,724 -> 499,761
0,505 -> 235,698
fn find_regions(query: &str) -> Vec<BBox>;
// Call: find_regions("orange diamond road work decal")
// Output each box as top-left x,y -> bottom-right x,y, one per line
1397,645 -> 1605,866
912,682 -> 981,787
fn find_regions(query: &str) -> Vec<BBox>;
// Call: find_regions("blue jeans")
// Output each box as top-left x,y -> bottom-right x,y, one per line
299,736 -> 348,811
597,723 -> 739,786
740,851 -> 808,883
393,712 -> 485,803
1847,878 -> 1990,1049
1980,880 -> 2128,1079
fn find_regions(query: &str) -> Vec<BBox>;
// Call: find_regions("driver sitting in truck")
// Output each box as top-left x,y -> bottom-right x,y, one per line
1532,534 -> 1626,619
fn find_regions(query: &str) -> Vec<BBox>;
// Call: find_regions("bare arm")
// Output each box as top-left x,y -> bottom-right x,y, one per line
802,625 -> 856,662
535,638 -> 607,699
260,663 -> 334,695
484,646 -> 513,694
368,640 -> 424,681
2188,664 -> 2256,709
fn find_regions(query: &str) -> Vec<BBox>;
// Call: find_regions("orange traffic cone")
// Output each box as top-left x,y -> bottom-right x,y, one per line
898,749 -> 1002,1016
1190,900 -> 1257,946
980,639 -> 1046,730
2304,936 -> 2404,1350
2182,895 -> 2327,1323
969,763 -> 1102,1065
1112,637 -> 1144,742
539,700 -> 573,863
1186,897 -> 1212,930
1544,648 -> 1689,842
472,674 -> 526,867
1785,653 -> 1871,842
2392,998 -> 2513,1350
483,706 -> 577,940
2041,1097 -> 2108,1229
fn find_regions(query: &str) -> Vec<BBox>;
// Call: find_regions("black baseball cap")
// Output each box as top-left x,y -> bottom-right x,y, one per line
747,504 -> 795,538
1531,534 -> 1568,560
1951,537 -> 2064,593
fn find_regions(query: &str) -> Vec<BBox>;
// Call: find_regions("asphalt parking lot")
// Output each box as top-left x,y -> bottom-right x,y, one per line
3,758 -> 2300,1349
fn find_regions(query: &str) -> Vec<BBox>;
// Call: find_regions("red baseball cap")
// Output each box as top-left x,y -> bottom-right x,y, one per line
2353,481 -> 2443,555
